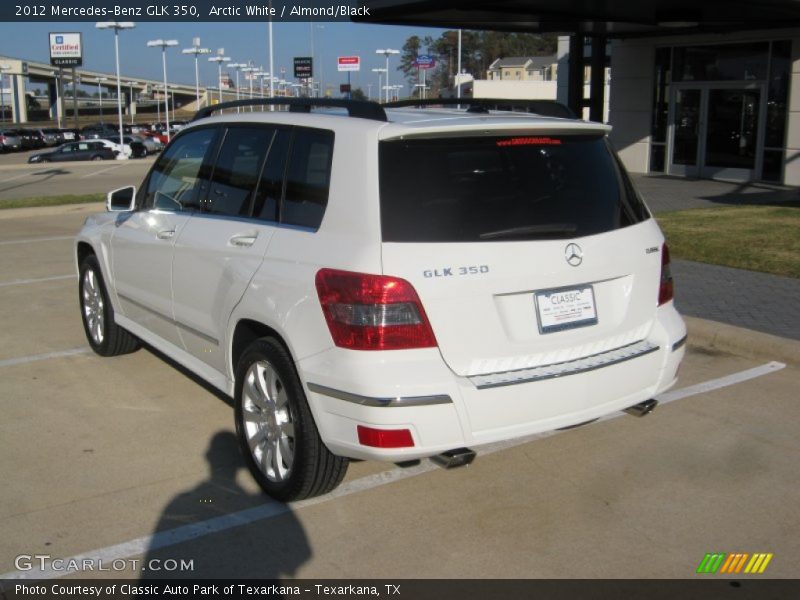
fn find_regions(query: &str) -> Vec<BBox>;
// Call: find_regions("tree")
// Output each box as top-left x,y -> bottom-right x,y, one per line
350,87 -> 367,101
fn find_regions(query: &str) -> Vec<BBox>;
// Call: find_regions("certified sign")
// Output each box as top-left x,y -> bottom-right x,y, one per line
535,285 -> 598,334
49,32 -> 83,67
337,56 -> 360,72
413,54 -> 436,70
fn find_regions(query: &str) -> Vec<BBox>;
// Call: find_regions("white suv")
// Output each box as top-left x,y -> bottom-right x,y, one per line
76,98 -> 686,501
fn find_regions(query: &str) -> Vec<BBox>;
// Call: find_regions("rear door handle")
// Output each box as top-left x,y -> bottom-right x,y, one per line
229,233 -> 258,247
156,229 -> 175,240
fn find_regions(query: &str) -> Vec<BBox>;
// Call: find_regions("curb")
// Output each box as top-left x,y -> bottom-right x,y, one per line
0,202 -> 103,220
685,316 -> 800,367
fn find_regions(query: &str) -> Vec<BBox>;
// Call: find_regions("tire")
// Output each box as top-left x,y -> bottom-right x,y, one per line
234,338 -> 348,501
91,155 -> 104,161
79,254 -> 139,357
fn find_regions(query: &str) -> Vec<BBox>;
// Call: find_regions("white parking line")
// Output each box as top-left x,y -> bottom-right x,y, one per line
0,360 -> 785,580
0,347 -> 91,369
0,235 -> 73,246
78,164 -> 126,179
0,274 -> 75,287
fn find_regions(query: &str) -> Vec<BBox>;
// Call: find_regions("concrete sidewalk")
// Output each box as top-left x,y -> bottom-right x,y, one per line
632,174 -> 800,341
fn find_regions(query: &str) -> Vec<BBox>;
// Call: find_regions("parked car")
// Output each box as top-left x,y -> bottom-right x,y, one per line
59,128 -> 81,143
131,133 -> 163,155
120,136 -> 148,158
14,129 -> 44,149
0,130 -> 22,152
35,128 -> 62,146
80,125 -> 118,140
95,138 -> 132,158
75,98 -> 686,502
28,140 -> 117,162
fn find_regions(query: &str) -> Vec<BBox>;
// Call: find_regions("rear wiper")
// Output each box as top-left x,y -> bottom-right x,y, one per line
479,223 -> 577,240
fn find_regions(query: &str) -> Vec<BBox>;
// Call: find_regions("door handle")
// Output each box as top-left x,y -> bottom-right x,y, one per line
229,233 -> 258,247
156,229 -> 175,240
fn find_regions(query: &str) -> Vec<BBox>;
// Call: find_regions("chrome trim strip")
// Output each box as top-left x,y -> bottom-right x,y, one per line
469,340 -> 661,390
117,293 -> 219,346
306,383 -> 452,407
672,335 -> 688,352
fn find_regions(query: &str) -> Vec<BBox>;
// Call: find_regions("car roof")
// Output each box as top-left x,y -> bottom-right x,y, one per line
186,106 -> 609,140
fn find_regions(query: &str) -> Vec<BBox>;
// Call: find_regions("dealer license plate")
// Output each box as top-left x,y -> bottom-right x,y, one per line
535,285 -> 598,334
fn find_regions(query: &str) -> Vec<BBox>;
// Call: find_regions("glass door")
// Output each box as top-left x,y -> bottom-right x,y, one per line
668,84 -> 766,182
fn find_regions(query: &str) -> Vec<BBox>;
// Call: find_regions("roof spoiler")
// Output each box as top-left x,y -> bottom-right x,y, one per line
192,98 -> 388,122
383,97 -> 576,119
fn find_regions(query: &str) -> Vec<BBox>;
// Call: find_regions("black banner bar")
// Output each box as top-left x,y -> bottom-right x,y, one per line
2,580 -> 800,600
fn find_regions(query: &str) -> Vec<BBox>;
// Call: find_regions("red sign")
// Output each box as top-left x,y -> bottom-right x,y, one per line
337,56 -> 360,72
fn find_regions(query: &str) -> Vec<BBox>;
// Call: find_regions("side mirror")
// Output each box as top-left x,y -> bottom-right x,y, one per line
107,186 -> 136,212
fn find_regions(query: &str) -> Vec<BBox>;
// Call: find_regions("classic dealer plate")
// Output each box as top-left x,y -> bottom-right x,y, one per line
535,285 -> 598,334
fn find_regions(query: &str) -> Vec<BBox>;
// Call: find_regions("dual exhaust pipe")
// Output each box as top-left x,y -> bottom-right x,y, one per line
430,399 -> 657,470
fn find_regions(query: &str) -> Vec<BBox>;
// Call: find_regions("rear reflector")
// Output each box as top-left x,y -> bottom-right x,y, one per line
315,268 -> 437,350
659,243 -> 674,306
357,425 -> 415,448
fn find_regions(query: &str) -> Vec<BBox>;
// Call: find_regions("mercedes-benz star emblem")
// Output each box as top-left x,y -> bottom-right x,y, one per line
565,243 -> 583,267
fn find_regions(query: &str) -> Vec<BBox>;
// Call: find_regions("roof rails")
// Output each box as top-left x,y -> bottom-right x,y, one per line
192,98 -> 388,122
383,97 -> 576,119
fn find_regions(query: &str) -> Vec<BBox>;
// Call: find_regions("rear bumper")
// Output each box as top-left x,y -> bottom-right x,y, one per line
298,306 -> 686,462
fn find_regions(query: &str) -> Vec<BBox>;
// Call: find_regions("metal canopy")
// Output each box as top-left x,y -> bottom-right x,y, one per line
356,0 -> 800,37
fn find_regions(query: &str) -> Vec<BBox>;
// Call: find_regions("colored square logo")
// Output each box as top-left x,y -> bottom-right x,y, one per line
56,36 -> 64,44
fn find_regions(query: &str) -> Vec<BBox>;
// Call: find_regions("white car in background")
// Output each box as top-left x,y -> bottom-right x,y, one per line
75,98 -> 686,502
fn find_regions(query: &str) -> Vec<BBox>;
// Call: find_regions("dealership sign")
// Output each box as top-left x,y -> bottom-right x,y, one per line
337,56 -> 360,72
294,56 -> 313,79
413,55 -> 436,70
49,32 -> 83,67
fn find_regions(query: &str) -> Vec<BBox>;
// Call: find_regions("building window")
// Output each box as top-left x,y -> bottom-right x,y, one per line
673,42 -> 769,82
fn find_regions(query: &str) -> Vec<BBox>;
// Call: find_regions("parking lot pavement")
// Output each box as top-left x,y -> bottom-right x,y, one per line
0,206 -> 798,580
0,152 -> 153,202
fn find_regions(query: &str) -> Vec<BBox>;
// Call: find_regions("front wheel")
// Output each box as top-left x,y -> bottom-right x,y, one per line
234,338 -> 348,501
79,255 -> 139,356
91,155 -> 104,161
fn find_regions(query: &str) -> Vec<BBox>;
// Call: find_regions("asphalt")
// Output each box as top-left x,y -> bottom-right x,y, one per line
631,174 -> 800,341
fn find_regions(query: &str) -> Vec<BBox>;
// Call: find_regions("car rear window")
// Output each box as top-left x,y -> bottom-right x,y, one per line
379,134 -> 649,243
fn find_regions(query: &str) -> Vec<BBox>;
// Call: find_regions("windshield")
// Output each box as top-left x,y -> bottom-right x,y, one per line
379,134 -> 649,243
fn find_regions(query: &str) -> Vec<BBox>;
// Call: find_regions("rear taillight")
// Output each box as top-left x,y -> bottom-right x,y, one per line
315,268 -> 437,350
357,425 -> 415,448
658,243 -> 674,306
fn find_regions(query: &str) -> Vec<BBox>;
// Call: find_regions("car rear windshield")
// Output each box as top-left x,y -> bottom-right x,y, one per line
379,134 -> 649,243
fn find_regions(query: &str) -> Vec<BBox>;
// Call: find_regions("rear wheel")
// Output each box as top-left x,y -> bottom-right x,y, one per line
79,255 -> 139,356
234,338 -> 348,501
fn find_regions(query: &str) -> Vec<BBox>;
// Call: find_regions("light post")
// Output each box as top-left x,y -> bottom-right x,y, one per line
49,71 -> 62,128
95,76 -> 108,122
227,63 -> 246,111
182,38 -> 210,106
147,39 -> 178,142
242,65 -> 258,109
208,51 -> 230,104
375,48 -> 399,103
96,22 -> 135,156
125,81 -> 138,125
371,68 -> 386,103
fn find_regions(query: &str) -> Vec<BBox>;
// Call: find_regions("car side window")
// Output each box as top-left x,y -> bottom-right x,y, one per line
281,128 -> 334,229
206,127 -> 273,218
142,128 -> 217,212
252,128 -> 290,222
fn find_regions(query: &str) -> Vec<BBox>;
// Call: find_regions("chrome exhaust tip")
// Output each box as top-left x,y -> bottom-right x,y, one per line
624,398 -> 658,417
431,448 -> 476,469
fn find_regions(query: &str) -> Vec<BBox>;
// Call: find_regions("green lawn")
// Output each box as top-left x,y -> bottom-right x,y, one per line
656,204 -> 800,278
0,194 -> 104,210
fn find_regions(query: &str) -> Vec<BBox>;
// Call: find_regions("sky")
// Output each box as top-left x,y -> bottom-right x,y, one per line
1,21 -> 445,95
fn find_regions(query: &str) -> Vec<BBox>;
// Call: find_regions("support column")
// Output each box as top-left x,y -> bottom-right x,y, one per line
589,36 -> 606,123
567,34 -> 585,118
12,73 -> 27,123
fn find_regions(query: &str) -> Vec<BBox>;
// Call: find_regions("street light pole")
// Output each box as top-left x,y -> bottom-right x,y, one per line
228,63 -> 245,111
125,81 -> 137,125
147,39 -> 178,142
182,39 -> 210,107
376,49 -> 399,103
96,76 -> 107,122
371,68 -> 385,103
209,51 -> 230,105
97,22 -> 135,157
